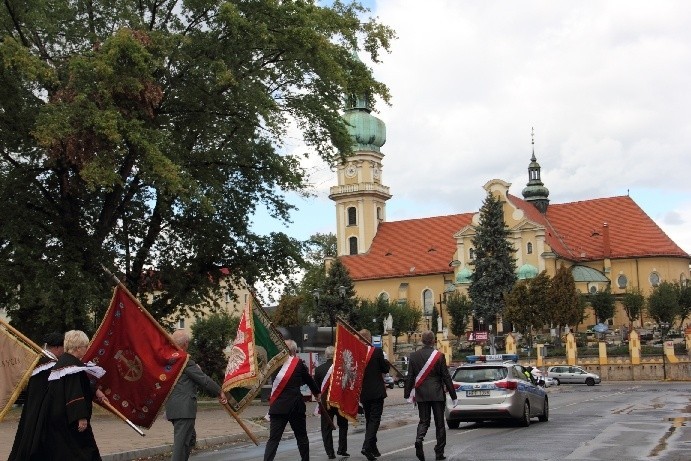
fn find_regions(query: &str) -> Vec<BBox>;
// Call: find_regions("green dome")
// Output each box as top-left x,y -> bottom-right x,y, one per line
456,267 -> 472,284
517,263 -> 539,280
343,108 -> 386,152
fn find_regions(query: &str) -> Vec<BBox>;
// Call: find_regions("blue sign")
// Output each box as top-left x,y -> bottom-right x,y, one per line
372,335 -> 382,348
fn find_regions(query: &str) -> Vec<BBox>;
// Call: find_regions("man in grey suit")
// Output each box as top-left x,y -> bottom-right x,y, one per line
166,330 -> 227,461
404,330 -> 457,461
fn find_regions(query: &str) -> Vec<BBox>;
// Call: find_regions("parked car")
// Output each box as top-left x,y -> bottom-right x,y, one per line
384,373 -> 394,389
395,372 -> 407,388
445,354 -> 549,429
546,365 -> 601,386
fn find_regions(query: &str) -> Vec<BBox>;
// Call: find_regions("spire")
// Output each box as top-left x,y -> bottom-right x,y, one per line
521,127 -> 550,213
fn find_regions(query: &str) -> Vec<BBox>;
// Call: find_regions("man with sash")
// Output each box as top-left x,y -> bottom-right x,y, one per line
264,339 -> 320,461
313,345 -> 349,459
358,329 -> 390,461
404,330 -> 457,461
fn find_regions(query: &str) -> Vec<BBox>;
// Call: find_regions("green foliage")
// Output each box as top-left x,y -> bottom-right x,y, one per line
621,287 -> 646,327
548,264 -> 584,332
188,312 -> 239,385
272,294 -> 304,327
445,291 -> 473,346
350,296 -> 390,335
504,272 -> 551,333
431,305 -> 439,333
0,2 -> 393,334
589,287 -> 615,323
314,258 -> 356,328
647,281 -> 680,327
468,192 -> 517,322
677,282 -> 691,327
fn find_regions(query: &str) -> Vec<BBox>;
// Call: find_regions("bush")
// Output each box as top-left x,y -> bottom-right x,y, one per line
189,312 -> 239,386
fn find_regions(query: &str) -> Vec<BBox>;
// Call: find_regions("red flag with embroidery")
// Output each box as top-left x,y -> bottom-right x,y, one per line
327,321 -> 373,422
83,286 -> 188,429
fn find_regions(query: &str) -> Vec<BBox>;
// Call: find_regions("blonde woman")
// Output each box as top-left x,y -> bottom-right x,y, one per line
45,330 -> 106,461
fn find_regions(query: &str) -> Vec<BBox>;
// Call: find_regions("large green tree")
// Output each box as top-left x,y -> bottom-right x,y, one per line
314,257 -> 356,329
445,291 -> 473,349
621,287 -> 645,330
547,264 -> 583,340
589,287 -> 615,324
647,281 -> 680,331
188,311 -> 239,385
0,1 -> 393,338
504,271 -> 551,334
467,192 -> 517,322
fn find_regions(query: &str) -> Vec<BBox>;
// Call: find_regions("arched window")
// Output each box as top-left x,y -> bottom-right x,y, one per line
526,242 -> 533,254
349,236 -> 358,255
649,272 -> 660,287
469,248 -> 475,260
617,274 -> 628,289
378,292 -> 390,302
376,206 -> 382,221
423,289 -> 433,316
347,206 -> 357,226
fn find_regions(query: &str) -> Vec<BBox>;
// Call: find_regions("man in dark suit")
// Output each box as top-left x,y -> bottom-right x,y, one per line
358,329 -> 390,461
314,345 -> 349,459
166,330 -> 227,461
404,330 -> 457,461
264,339 -> 320,461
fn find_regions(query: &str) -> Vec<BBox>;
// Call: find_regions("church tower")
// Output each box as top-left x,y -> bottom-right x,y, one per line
329,85 -> 391,256
521,129 -> 550,213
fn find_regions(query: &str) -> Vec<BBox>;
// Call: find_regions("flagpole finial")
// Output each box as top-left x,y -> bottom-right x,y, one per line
101,264 -> 122,286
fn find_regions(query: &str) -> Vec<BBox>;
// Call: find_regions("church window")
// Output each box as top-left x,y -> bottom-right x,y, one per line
617,274 -> 628,289
347,207 -> 357,226
423,289 -> 433,316
349,236 -> 358,255
526,242 -> 533,254
469,248 -> 475,260
649,272 -> 660,287
377,206 -> 382,221
378,292 -> 390,302
177,318 -> 185,329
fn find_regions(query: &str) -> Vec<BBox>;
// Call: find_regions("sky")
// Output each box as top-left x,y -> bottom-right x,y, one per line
253,0 -> 691,256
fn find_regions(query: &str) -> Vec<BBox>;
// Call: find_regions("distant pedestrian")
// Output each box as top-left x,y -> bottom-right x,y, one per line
358,329 -> 390,461
314,346 -> 349,459
8,331 -> 64,461
404,330 -> 457,461
264,339 -> 320,461
44,329 -> 107,461
165,330 -> 227,461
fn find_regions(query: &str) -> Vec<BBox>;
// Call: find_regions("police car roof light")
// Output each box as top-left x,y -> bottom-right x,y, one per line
466,354 -> 519,364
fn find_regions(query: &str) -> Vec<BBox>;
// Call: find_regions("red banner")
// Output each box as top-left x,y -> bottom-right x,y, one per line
84,286 -> 188,429
327,322 -> 373,422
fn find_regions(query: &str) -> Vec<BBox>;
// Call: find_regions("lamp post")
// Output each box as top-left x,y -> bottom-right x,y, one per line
660,321 -> 670,380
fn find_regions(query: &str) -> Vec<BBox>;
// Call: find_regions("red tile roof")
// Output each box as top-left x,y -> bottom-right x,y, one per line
341,213 -> 473,280
342,195 -> 689,281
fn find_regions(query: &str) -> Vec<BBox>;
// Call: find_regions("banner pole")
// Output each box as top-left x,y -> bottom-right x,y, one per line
100,400 -> 145,437
221,402 -> 259,446
318,399 -> 337,430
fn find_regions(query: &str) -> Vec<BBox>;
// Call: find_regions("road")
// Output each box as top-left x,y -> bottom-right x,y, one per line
192,382 -> 690,461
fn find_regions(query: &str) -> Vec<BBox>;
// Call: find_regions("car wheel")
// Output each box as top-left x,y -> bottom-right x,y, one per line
585,377 -> 595,386
447,419 -> 460,429
538,398 -> 549,422
553,378 -> 560,386
518,401 -> 531,427
397,380 -> 405,388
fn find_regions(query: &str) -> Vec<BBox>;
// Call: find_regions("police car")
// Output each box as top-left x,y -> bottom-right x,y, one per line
445,354 -> 549,428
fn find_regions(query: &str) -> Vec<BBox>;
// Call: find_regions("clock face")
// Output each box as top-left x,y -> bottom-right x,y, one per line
345,165 -> 357,178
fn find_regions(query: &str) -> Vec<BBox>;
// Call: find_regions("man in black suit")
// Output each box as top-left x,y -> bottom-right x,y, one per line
314,345 -> 349,459
404,330 -> 457,461
358,329 -> 390,461
264,339 -> 320,461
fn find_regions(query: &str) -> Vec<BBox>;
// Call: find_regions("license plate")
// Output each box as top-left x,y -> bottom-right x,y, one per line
466,390 -> 490,397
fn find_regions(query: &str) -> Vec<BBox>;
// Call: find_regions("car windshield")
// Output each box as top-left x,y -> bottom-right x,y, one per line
454,366 -> 508,383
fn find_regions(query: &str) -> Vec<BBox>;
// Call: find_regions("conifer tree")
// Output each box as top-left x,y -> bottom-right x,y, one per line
468,192 -> 517,323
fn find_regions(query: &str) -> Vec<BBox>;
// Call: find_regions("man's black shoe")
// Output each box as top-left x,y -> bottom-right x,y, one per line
361,449 -> 376,461
327,454 -> 336,460
337,451 -> 350,457
372,448 -> 381,457
415,442 -> 425,461
435,455 -> 446,460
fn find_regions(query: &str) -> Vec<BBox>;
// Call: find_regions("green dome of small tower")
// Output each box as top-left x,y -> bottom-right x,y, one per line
517,263 -> 539,280
521,128 -> 550,213
342,55 -> 386,152
456,266 -> 473,284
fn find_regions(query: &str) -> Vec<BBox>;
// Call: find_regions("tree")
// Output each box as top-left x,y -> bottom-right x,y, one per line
547,264 -> 583,341
621,288 -> 645,330
315,258 -> 356,329
677,282 -> 691,329
647,282 -> 679,331
0,1 -> 394,338
468,192 -> 517,323
504,272 -> 550,333
272,294 -> 304,327
350,296 -> 389,335
445,292 -> 473,349
188,312 -> 239,385
431,305 -> 439,333
589,287 -> 615,324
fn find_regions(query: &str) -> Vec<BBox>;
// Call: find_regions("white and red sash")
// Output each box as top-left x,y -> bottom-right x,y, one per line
269,356 -> 300,405
407,349 -> 442,403
313,364 -> 334,415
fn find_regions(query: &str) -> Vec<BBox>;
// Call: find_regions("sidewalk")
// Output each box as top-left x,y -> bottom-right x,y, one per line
1,387 -> 411,461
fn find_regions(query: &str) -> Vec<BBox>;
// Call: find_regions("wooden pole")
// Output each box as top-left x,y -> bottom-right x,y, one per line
100,400 -> 145,437
221,402 -> 259,446
318,398 -> 337,430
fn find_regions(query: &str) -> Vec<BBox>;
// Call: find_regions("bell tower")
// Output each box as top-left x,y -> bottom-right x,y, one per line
329,86 -> 391,256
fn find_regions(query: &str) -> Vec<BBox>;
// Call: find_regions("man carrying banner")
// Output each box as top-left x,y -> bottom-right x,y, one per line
314,345 -> 349,459
8,332 -> 64,461
264,339 -> 320,461
358,329 -> 390,461
404,330 -> 457,461
166,330 -> 227,461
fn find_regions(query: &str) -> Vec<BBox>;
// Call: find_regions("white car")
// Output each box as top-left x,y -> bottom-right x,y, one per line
542,376 -> 557,387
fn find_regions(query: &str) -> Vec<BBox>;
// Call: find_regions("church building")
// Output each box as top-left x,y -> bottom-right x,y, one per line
332,90 -> 690,333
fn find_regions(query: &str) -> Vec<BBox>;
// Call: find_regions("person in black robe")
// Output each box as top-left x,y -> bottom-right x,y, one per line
44,329 -> 106,461
8,332 -> 64,461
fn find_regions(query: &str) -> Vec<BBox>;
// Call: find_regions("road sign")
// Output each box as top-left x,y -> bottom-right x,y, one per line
372,335 -> 382,348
